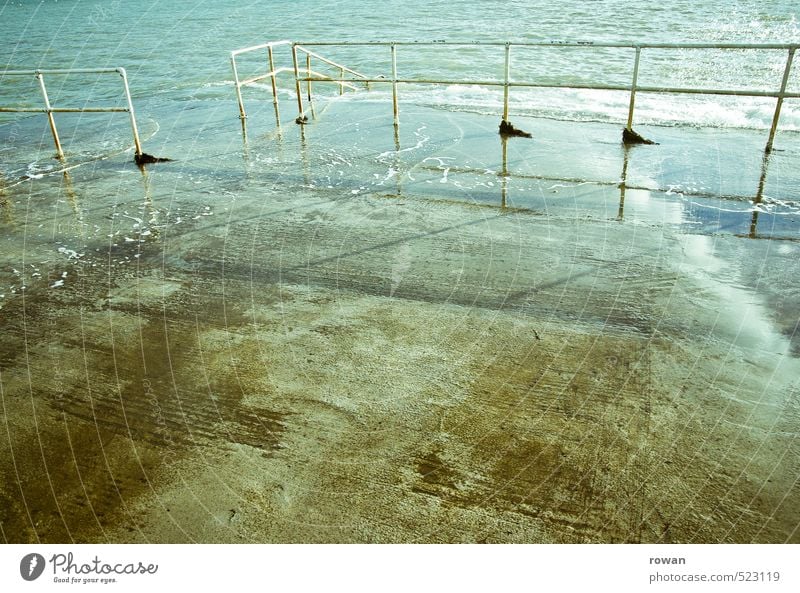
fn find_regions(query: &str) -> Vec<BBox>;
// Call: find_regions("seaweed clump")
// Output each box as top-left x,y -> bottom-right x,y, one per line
499,120 -> 532,138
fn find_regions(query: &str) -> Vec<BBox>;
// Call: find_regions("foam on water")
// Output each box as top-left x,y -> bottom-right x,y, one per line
2,0 -> 798,130
312,84 -> 800,132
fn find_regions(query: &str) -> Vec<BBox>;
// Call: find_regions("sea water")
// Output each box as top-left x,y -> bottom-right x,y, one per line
1,1 -> 800,246
1,0 -> 799,126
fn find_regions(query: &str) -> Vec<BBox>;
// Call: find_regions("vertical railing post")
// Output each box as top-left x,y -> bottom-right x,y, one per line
391,44 -> 399,126
626,46 -> 641,132
339,67 -> 344,95
766,47 -> 795,153
267,45 -> 279,105
231,53 -> 247,119
292,44 -> 305,118
35,72 -> 64,158
118,68 -> 143,159
306,53 -> 312,102
502,43 -> 511,122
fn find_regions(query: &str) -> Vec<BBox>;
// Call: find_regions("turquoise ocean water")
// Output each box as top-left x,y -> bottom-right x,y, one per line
2,0 -> 799,127
1,1 -> 799,225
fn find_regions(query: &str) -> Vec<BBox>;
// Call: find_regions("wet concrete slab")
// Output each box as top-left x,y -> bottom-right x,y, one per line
0,100 -> 799,543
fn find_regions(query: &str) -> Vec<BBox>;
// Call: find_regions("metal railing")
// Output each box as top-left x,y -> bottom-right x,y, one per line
0,68 -> 146,161
231,40 -> 293,120
233,40 -> 800,152
230,40 -> 369,121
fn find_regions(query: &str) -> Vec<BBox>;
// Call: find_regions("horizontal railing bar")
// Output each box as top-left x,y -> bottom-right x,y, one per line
299,76 -> 800,98
230,40 -> 291,57
0,107 -> 130,113
2,68 -> 123,76
240,73 -> 274,86
295,41 -> 800,50
52,107 -> 129,113
636,85 -> 800,98
294,46 -> 369,78
306,69 -> 359,90
239,67 -> 295,86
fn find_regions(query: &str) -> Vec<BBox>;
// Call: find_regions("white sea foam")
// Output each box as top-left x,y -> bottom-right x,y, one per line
334,86 -> 800,131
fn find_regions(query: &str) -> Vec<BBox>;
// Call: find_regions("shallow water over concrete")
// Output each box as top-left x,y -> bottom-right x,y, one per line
1,100 -> 799,543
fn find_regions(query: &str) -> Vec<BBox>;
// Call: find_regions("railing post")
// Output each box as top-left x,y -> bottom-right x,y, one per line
626,46 -> 641,131
35,72 -> 64,158
306,53 -> 312,102
267,45 -> 279,105
766,47 -> 795,153
391,44 -> 399,126
118,68 -> 143,158
503,43 -> 511,122
339,67 -> 344,95
292,44 -> 305,118
231,53 -> 247,119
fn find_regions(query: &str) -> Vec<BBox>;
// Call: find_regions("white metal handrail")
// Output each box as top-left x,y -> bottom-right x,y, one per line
296,47 -> 369,80
237,40 -> 799,152
0,67 -> 145,160
230,40 -> 293,120
230,39 -> 369,121
292,45 -> 369,116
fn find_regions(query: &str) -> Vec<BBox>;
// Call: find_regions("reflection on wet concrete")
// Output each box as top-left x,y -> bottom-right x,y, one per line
283,105 -> 795,243
0,172 -> 11,224
1,103 -> 799,544
385,117 -> 794,239
617,145 -> 630,221
749,151 -> 772,239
